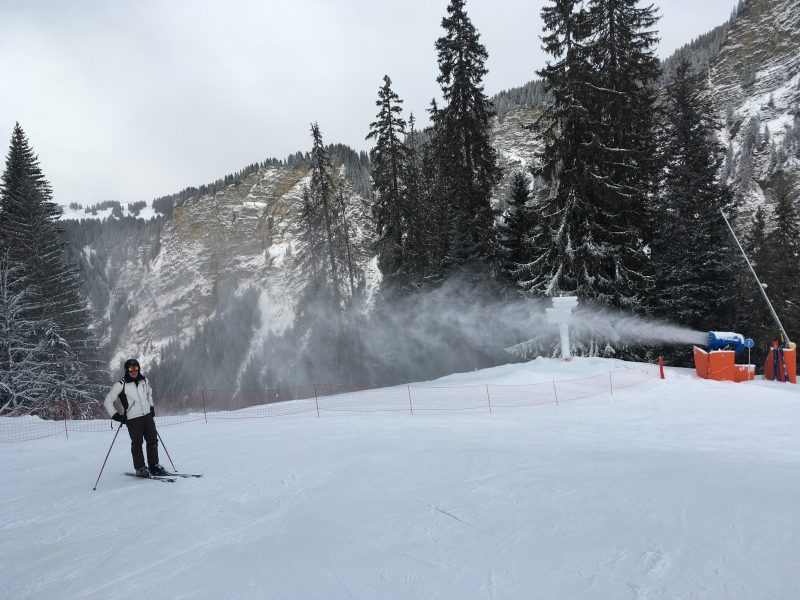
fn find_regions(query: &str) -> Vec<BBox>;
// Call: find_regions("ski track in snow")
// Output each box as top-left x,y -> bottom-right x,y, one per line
2,357 -> 800,599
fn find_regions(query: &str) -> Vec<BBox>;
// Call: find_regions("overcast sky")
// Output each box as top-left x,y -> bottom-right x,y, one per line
0,0 -> 739,208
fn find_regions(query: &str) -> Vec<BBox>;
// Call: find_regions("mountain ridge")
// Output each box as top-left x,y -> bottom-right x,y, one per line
63,0 -> 799,384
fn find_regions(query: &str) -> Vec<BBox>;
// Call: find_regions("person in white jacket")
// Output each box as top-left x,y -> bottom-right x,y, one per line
103,358 -> 169,477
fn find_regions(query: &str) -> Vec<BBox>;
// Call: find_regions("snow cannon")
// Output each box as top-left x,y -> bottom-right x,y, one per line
693,331 -> 755,383
706,331 -> 750,354
546,296 -> 578,361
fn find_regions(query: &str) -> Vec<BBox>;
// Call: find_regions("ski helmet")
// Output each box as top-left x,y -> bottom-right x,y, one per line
124,358 -> 140,373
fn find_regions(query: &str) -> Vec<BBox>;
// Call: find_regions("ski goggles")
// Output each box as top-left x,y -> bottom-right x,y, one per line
127,366 -> 139,372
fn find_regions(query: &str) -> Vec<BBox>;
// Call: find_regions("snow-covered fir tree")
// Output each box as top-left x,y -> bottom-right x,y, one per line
738,206 -> 775,352
586,0 -> 661,219
398,113 -> 430,290
0,123 -> 102,416
366,75 -> 412,290
529,0 -> 659,311
296,123 -> 362,309
497,171 -> 535,286
527,0 -> 600,298
650,59 -> 737,338
419,99 -> 452,283
764,175 -> 800,337
291,123 -> 366,385
0,252 -> 59,414
430,0 -> 501,275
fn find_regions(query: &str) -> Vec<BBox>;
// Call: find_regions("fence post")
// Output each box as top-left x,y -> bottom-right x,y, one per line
659,356 -> 665,379
60,397 -> 69,439
485,384 -> 492,414
314,385 -> 320,418
609,372 -> 614,396
407,385 -> 414,415
552,381 -> 559,406
200,389 -> 208,423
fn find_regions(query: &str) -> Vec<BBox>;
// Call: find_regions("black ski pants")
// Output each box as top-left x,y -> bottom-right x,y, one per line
126,413 -> 159,470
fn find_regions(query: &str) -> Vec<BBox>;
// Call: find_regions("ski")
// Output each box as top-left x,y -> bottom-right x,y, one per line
773,344 -> 780,380
778,345 -> 790,383
153,472 -> 203,479
125,472 -> 176,482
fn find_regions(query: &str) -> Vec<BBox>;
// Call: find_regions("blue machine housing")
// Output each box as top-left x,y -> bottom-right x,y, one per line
707,331 -> 749,354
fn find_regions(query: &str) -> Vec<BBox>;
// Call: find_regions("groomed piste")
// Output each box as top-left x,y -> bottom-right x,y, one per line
3,357 -> 799,600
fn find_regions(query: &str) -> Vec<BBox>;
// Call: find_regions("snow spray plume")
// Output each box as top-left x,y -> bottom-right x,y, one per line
250,275 -> 707,387
567,304 -> 708,347
353,277 -> 552,383
351,285 -> 708,383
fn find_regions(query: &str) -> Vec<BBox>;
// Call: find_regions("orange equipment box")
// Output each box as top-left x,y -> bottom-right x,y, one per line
693,347 -> 754,382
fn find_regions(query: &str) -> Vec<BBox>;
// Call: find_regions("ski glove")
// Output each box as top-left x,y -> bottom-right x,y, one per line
112,413 -> 127,424
149,407 -> 155,417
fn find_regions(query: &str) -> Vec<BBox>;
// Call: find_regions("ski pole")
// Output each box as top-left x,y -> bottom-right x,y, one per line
157,430 -> 177,472
93,422 -> 124,491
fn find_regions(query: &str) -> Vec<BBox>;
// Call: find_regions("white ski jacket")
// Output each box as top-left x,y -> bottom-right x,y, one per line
103,377 -> 154,420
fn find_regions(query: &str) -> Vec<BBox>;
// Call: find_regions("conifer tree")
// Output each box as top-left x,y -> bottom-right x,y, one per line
400,113 -> 429,288
765,175 -> 800,337
737,206 -> 774,348
0,123 -> 102,415
432,0 -> 501,271
651,60 -> 736,333
497,171 -> 534,285
586,0 -> 661,217
307,122 -> 345,308
530,0 -> 657,310
295,186 -> 325,289
295,124 -> 364,307
586,0 -> 660,307
292,124 -> 365,383
0,252 -> 58,414
529,0 -> 605,299
366,75 -> 411,288
422,99 -> 451,280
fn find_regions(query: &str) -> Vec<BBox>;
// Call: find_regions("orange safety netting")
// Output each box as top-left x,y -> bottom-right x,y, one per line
0,364 -> 659,444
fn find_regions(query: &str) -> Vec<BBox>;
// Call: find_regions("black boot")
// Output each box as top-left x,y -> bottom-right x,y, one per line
149,464 -> 169,476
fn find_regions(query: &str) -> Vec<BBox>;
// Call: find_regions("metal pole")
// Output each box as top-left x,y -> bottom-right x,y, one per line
157,430 -> 177,472
93,422 -> 124,491
60,397 -> 69,439
720,209 -> 792,345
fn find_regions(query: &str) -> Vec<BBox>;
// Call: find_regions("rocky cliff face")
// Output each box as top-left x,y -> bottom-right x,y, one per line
710,0 -> 799,121
120,167 -> 301,362
709,0 -> 800,215
491,105 -> 544,205
87,160 -> 377,371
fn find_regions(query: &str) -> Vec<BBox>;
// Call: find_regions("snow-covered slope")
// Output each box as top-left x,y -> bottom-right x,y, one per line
3,357 -> 799,599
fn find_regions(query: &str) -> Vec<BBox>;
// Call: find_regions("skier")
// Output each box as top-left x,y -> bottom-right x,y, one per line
103,358 -> 169,477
